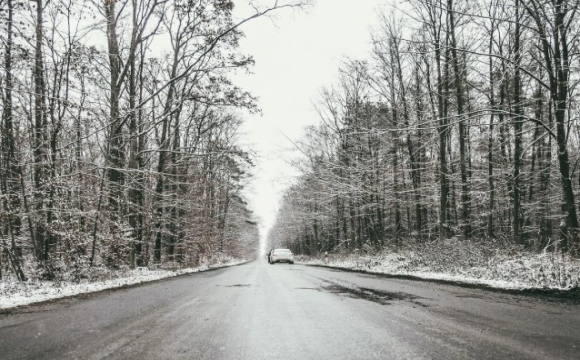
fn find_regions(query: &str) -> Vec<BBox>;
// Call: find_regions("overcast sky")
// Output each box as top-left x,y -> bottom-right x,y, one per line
233,0 -> 384,252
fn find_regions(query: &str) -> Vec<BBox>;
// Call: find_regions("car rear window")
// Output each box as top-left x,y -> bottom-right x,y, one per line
274,249 -> 291,254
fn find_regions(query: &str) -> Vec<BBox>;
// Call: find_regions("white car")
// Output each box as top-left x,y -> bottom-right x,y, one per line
269,249 -> 294,264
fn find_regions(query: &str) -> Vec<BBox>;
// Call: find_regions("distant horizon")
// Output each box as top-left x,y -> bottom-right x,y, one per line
233,0 -> 383,254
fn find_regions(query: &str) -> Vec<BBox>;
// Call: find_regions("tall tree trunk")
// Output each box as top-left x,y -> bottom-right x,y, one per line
33,0 -> 49,265
512,0 -> 523,242
153,45 -> 180,262
128,45 -> 141,267
105,0 -> 124,219
447,0 -> 470,238
153,114 -> 170,263
487,18 -> 496,238
1,0 -> 22,236
127,3 -> 146,267
388,45 -> 402,244
1,0 -> 26,280
168,104 -> 183,260
431,11 -> 449,240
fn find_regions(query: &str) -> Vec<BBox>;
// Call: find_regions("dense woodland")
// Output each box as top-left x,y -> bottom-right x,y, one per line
0,0 -> 304,281
270,0 -> 580,258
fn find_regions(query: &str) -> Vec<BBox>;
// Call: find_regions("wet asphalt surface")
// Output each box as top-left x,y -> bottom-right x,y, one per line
1,261 -> 579,360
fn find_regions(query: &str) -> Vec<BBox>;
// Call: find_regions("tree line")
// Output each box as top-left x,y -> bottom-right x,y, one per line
269,0 -> 580,257
0,0 -> 302,281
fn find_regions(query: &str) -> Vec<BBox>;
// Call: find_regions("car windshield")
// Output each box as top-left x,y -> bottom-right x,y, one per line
274,249 -> 291,254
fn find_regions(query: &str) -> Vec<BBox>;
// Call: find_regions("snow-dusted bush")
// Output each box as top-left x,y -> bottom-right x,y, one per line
0,253 -> 248,309
301,238 -> 580,290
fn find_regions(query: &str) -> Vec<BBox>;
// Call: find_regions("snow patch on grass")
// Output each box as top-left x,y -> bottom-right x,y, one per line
0,256 -> 247,309
299,238 -> 580,291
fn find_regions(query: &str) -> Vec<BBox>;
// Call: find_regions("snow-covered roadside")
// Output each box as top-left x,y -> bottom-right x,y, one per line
298,241 -> 580,291
0,258 -> 248,310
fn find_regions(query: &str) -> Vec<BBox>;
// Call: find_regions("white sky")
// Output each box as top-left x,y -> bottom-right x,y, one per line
233,0 -> 385,252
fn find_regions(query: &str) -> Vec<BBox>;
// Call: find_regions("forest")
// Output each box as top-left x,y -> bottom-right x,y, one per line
0,0 -> 296,281
269,0 -> 580,262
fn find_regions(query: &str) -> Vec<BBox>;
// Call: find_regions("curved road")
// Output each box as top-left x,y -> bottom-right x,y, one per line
1,261 -> 579,359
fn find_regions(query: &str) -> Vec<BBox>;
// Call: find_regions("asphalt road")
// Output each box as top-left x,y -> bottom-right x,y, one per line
1,261 -> 579,360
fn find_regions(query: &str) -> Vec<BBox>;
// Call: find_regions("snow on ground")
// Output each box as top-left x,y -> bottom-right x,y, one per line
0,257 -> 248,310
298,239 -> 580,291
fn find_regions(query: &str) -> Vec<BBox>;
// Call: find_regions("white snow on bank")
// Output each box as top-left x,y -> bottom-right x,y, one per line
299,250 -> 580,291
300,261 -> 532,290
0,259 -> 247,310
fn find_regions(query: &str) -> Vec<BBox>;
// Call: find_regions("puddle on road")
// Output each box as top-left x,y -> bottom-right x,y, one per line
323,284 -> 428,307
225,284 -> 252,288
